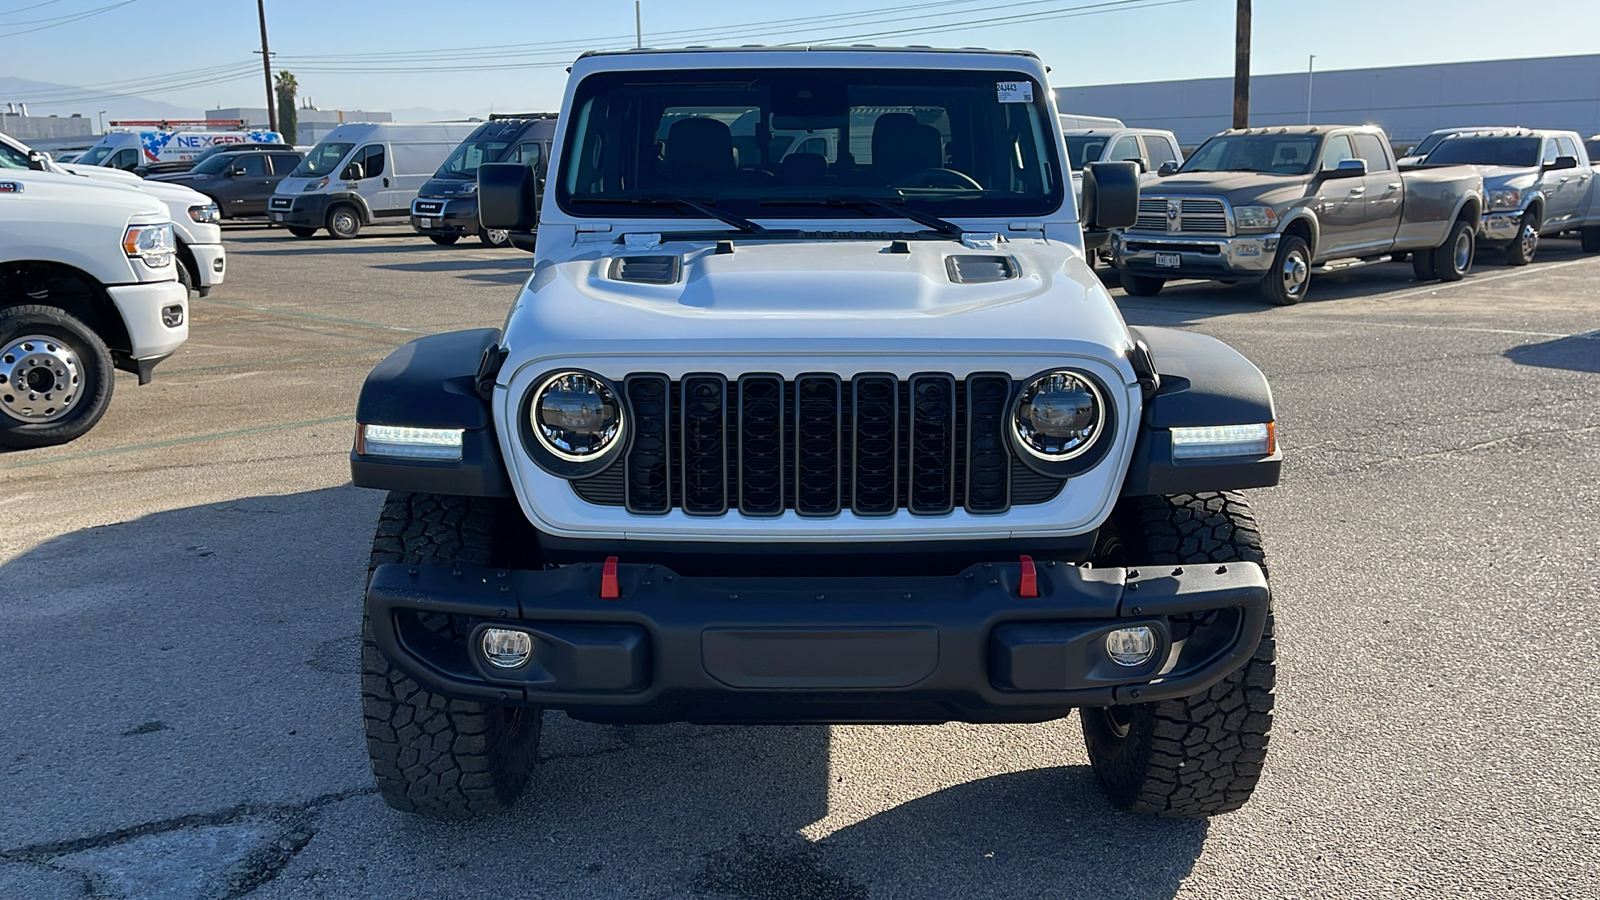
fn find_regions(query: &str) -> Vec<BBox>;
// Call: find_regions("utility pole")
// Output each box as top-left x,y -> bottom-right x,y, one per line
256,0 -> 278,134
1305,54 -> 1316,124
1232,0 -> 1250,129
635,0 -> 642,48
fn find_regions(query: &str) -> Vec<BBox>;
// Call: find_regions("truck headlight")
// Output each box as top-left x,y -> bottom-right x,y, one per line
187,203 -> 220,224
1012,370 -> 1106,461
122,223 -> 174,268
304,177 -> 328,192
1170,423 -> 1276,459
1488,189 -> 1522,210
530,371 -> 624,463
1233,205 -> 1278,232
450,182 -> 478,196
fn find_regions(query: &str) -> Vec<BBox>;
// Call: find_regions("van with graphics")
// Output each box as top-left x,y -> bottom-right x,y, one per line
412,115 -> 557,247
75,129 -> 283,174
270,122 -> 479,239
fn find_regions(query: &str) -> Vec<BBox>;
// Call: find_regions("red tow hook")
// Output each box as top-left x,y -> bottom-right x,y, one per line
1019,555 -> 1038,598
600,556 -> 620,600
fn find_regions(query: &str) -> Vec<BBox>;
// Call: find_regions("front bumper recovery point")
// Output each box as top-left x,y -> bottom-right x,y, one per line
365,559 -> 1270,724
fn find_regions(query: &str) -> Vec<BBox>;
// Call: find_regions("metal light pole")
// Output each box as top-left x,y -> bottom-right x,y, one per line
1305,54 -> 1316,125
1232,0 -> 1250,129
635,0 -> 642,48
97,110 -> 107,134
256,0 -> 278,133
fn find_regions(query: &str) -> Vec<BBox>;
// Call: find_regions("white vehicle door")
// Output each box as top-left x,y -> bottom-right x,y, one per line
342,143 -> 396,217
1544,135 -> 1588,228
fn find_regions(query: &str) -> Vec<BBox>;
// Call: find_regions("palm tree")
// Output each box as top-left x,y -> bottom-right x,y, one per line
274,71 -> 299,143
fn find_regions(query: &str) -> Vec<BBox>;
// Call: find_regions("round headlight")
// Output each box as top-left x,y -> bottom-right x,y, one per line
1012,370 -> 1105,461
530,372 -> 624,462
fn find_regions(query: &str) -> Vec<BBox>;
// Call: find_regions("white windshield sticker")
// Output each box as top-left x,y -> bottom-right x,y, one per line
997,81 -> 1033,103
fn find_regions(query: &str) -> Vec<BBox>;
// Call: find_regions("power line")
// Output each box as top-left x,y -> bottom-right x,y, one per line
795,0 -> 1197,44
0,0 -> 137,38
5,61 -> 261,99
0,0 -> 73,19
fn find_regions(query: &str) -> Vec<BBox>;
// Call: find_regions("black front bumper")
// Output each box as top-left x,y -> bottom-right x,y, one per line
268,194 -> 330,227
366,558 -> 1269,724
410,197 -> 479,237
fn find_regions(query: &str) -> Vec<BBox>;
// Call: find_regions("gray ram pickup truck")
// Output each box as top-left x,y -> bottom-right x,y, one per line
1111,125 -> 1485,304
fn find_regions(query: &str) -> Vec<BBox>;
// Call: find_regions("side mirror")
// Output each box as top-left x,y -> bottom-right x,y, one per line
1545,155 -> 1578,171
1081,160 -> 1139,231
225,166 -> 243,177
26,150 -> 48,171
1121,157 -> 1147,174
342,163 -> 364,181
1157,160 -> 1180,176
479,161 -> 540,234
1323,158 -> 1368,178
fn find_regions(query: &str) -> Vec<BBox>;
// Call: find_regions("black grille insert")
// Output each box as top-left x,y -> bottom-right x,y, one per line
794,375 -> 842,516
737,375 -> 785,516
908,374 -> 956,514
964,374 -> 1012,513
851,375 -> 899,516
680,375 -> 729,515
624,375 -> 671,513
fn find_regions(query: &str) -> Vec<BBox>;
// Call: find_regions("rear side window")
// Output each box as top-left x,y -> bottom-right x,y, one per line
269,153 -> 302,175
1143,136 -> 1178,168
513,141 -> 544,173
1352,133 -> 1391,171
110,148 -> 140,170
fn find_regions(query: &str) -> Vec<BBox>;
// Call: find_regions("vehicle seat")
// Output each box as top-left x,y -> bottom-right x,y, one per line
871,113 -> 944,183
664,118 -> 736,184
1274,146 -> 1301,168
778,152 -> 828,184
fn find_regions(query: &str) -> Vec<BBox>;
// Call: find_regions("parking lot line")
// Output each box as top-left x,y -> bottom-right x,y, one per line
0,415 -> 353,471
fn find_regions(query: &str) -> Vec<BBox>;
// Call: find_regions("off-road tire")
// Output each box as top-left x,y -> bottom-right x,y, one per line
361,492 -> 541,818
1429,218 -> 1474,282
1580,227 -> 1600,253
1081,492 -> 1276,818
1502,210 -> 1538,266
1118,272 -> 1165,297
326,204 -> 363,240
1259,235 -> 1311,305
287,226 -> 318,238
428,234 -> 460,246
0,305 -> 115,450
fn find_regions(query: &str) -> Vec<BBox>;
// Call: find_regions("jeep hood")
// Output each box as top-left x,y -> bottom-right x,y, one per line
499,238 -> 1133,366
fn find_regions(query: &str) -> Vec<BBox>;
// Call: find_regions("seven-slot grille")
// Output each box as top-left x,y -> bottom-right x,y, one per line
1129,196 -> 1232,236
412,199 -> 445,216
575,373 -> 1066,517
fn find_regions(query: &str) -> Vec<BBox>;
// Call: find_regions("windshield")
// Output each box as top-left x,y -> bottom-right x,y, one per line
1424,136 -> 1540,167
77,144 -> 114,166
1181,134 -> 1322,175
436,138 -> 512,178
1411,132 -> 1458,157
1064,135 -> 1107,171
557,67 -> 1061,221
189,154 -> 237,175
291,141 -> 354,177
0,140 -> 29,170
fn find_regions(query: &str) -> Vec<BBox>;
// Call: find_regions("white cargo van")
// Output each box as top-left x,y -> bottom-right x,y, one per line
75,129 -> 283,173
269,122 -> 479,238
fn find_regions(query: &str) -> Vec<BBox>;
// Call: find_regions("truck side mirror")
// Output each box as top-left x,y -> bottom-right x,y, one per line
479,161 -> 540,238
26,150 -> 48,171
342,163 -> 364,181
1157,160 -> 1179,176
1081,161 -> 1139,235
1545,155 -> 1578,171
1324,158 -> 1367,178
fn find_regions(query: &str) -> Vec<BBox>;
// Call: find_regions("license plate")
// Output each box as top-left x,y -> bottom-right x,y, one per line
419,218 -> 432,228
272,213 -> 283,222
1155,252 -> 1181,269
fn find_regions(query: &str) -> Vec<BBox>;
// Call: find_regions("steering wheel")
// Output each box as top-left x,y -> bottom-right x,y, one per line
890,167 -> 984,190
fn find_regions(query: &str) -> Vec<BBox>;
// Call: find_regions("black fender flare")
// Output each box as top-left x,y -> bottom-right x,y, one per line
350,328 -> 512,497
1121,326 -> 1282,496
323,191 -> 375,225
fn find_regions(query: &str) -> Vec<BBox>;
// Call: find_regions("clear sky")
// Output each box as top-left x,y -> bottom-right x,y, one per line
2,0 -> 1597,117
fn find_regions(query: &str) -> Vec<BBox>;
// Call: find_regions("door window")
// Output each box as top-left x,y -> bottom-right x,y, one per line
1352,133 -> 1391,171
1320,135 -> 1356,170
513,141 -> 544,174
1556,135 -> 1579,160
1542,140 -> 1559,166
348,144 -> 386,179
269,153 -> 302,175
1108,135 -> 1141,165
1143,136 -> 1178,169
110,148 -> 140,170
233,154 -> 268,176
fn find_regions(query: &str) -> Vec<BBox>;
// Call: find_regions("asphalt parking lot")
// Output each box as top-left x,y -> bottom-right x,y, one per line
2,224 -> 1597,900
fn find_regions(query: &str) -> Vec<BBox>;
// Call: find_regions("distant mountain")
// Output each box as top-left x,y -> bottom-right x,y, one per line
0,76 -> 201,123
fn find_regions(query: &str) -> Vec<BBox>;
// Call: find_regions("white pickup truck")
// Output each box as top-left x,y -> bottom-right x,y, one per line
0,168 -> 188,448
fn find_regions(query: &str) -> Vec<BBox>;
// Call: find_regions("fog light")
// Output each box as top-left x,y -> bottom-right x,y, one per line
482,628 -> 533,669
1105,626 -> 1157,667
161,305 -> 184,327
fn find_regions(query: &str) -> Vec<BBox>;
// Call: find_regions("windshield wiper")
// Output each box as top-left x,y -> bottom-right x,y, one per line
757,195 -> 964,236
581,195 -> 768,235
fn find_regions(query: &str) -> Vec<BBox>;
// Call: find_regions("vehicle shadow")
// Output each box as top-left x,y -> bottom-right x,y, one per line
0,486 -> 1208,897
371,258 -> 531,285
1504,333 -> 1600,374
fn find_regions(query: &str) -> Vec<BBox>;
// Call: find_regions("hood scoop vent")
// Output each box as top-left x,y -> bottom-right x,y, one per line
610,255 -> 682,285
946,255 -> 1018,284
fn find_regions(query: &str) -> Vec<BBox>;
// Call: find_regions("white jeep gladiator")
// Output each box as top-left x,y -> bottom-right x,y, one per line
0,168 -> 188,448
350,47 -> 1283,820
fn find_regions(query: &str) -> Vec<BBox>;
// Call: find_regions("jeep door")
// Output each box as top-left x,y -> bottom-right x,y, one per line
1313,134 -> 1367,259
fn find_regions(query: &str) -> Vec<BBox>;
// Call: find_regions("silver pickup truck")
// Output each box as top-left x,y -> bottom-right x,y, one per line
1111,125 -> 1485,304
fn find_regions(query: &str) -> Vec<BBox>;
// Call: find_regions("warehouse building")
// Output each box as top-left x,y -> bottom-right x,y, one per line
1057,53 -> 1600,152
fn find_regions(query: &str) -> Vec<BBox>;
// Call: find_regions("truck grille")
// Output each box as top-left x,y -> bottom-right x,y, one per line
269,197 -> 292,211
572,373 -> 1067,517
1129,196 -> 1231,236
412,200 -> 445,216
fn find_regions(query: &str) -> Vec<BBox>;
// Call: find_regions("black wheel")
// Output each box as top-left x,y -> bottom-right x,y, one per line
362,492 -> 541,818
326,204 -> 363,240
1502,210 -> 1538,266
1430,218 -> 1474,282
0,305 -> 115,450
1080,492 -> 1276,818
287,226 -> 317,238
428,234 -> 460,246
1410,243 -> 1437,281
1118,272 -> 1165,297
479,227 -> 511,248
1259,235 -> 1311,305
1580,227 -> 1600,253
174,258 -> 196,296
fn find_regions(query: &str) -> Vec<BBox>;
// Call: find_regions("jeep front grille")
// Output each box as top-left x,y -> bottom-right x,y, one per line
572,373 -> 1067,516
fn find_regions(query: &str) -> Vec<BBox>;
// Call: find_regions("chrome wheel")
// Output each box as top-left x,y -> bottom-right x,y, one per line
0,334 -> 81,425
485,228 -> 509,246
1519,223 -> 1538,261
1280,249 -> 1309,298
1453,229 -> 1473,273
